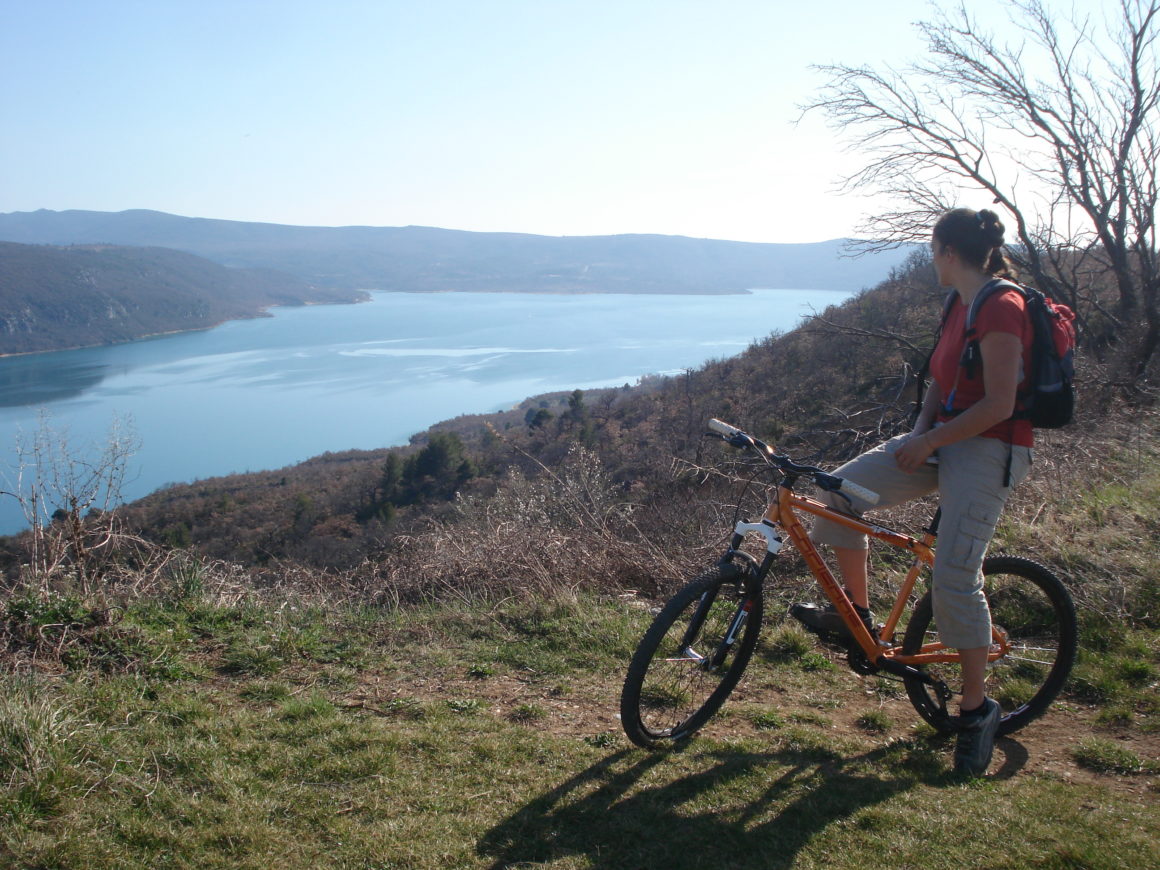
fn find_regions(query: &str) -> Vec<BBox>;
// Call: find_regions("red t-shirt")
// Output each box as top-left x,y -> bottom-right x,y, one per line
930,286 -> 1034,447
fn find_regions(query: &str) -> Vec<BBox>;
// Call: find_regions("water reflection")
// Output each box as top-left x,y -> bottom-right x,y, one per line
0,356 -> 108,407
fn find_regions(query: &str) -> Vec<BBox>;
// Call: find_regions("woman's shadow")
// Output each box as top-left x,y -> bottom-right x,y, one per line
478,735 -> 1027,869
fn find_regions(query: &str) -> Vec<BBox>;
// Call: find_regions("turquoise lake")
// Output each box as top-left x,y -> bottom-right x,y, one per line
0,288 -> 851,533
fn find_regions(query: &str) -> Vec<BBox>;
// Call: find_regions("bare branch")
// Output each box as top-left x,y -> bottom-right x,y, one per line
803,0 -> 1160,380
801,318 -> 929,358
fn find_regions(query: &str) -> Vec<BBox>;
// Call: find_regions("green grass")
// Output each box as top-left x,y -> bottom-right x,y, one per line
508,702 -> 547,723
1068,632 -> 1160,723
750,709 -> 786,731
0,589 -> 1157,869
855,710 -> 893,733
1072,738 -> 1160,775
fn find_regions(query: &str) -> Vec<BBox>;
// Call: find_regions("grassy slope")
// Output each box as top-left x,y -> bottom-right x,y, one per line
1,582 -> 1157,869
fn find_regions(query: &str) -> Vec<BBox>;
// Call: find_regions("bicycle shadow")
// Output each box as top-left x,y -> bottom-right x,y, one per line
477,734 -> 1007,870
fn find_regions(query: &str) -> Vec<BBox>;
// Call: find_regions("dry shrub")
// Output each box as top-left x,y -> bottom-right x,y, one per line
2,536 -> 255,608
340,445 -> 714,605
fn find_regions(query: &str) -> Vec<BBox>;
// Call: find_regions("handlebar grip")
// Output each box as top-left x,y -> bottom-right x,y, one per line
839,479 -> 880,506
707,418 -> 743,439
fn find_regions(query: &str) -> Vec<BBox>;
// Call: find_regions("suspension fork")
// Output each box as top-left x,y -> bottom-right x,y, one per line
679,563 -> 756,669
711,594 -> 756,668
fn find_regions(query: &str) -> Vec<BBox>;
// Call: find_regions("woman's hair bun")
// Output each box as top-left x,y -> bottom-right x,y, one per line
977,209 -> 1006,248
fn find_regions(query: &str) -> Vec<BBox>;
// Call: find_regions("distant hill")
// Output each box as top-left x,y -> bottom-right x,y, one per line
0,242 -> 366,356
0,209 -> 911,294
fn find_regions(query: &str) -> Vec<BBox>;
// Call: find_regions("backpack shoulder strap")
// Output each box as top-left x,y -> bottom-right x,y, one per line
939,289 -> 957,326
959,278 -> 1028,380
965,278 -> 1022,332
912,290 -> 961,424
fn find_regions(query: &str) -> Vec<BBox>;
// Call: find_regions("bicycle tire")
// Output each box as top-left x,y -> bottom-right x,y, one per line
902,555 -> 1077,736
620,563 -> 762,748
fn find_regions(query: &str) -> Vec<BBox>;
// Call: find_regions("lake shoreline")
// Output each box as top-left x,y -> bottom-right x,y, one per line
0,294 -> 371,360
0,287 -> 853,535
0,285 -> 844,360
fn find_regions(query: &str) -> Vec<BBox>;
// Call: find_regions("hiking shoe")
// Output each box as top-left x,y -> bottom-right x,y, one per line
954,698 -> 1001,777
789,600 -> 873,640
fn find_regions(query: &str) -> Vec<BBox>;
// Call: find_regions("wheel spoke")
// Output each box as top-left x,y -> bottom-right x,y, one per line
902,556 -> 1077,736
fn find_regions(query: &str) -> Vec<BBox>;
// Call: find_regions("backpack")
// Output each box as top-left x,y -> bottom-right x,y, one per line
946,278 -> 1077,429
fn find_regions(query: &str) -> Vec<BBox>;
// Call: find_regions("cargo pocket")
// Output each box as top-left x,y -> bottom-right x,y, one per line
947,501 -> 1001,572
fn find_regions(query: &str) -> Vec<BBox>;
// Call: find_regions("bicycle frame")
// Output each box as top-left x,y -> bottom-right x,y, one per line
620,420 -> 1076,749
733,483 -> 1012,672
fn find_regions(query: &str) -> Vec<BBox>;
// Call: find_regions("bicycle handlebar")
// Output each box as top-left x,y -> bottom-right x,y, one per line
832,477 -> 880,506
706,418 -> 746,440
706,418 -> 880,506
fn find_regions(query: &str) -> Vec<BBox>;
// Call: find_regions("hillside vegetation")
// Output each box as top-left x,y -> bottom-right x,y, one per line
0,242 -> 364,356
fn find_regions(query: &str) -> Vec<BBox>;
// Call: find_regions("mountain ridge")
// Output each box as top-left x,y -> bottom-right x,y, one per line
0,241 -> 366,356
0,208 -> 911,294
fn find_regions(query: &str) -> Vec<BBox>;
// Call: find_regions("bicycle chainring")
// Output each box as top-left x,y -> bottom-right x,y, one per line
846,644 -> 880,675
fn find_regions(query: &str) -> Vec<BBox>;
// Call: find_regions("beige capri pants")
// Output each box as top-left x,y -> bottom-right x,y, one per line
809,434 -> 1032,650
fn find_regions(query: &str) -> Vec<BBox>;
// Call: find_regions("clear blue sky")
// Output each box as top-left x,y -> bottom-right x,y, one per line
0,0 -> 1101,243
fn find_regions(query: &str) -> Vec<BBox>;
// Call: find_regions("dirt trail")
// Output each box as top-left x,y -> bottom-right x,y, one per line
348,655 -> 1159,795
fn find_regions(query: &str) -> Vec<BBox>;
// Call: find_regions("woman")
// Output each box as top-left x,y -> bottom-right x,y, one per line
791,207 -> 1034,777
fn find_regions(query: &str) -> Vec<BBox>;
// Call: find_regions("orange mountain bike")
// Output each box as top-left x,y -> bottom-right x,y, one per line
620,419 -> 1077,748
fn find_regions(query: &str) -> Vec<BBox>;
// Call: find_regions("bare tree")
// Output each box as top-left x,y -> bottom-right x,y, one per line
2,413 -> 142,596
806,0 -> 1160,385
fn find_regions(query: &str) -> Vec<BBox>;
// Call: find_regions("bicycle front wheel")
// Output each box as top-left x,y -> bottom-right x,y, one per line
902,555 -> 1077,735
620,563 -> 763,748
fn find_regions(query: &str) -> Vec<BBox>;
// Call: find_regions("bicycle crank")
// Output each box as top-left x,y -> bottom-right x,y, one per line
846,644 -> 880,675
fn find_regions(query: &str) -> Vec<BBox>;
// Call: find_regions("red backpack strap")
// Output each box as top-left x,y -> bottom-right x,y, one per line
913,291 -> 960,423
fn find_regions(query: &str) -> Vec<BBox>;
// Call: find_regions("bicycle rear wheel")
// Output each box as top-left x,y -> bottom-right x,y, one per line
902,555 -> 1077,735
620,563 -> 763,748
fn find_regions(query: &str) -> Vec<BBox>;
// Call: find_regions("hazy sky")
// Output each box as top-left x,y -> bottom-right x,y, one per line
0,0 -> 1108,243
